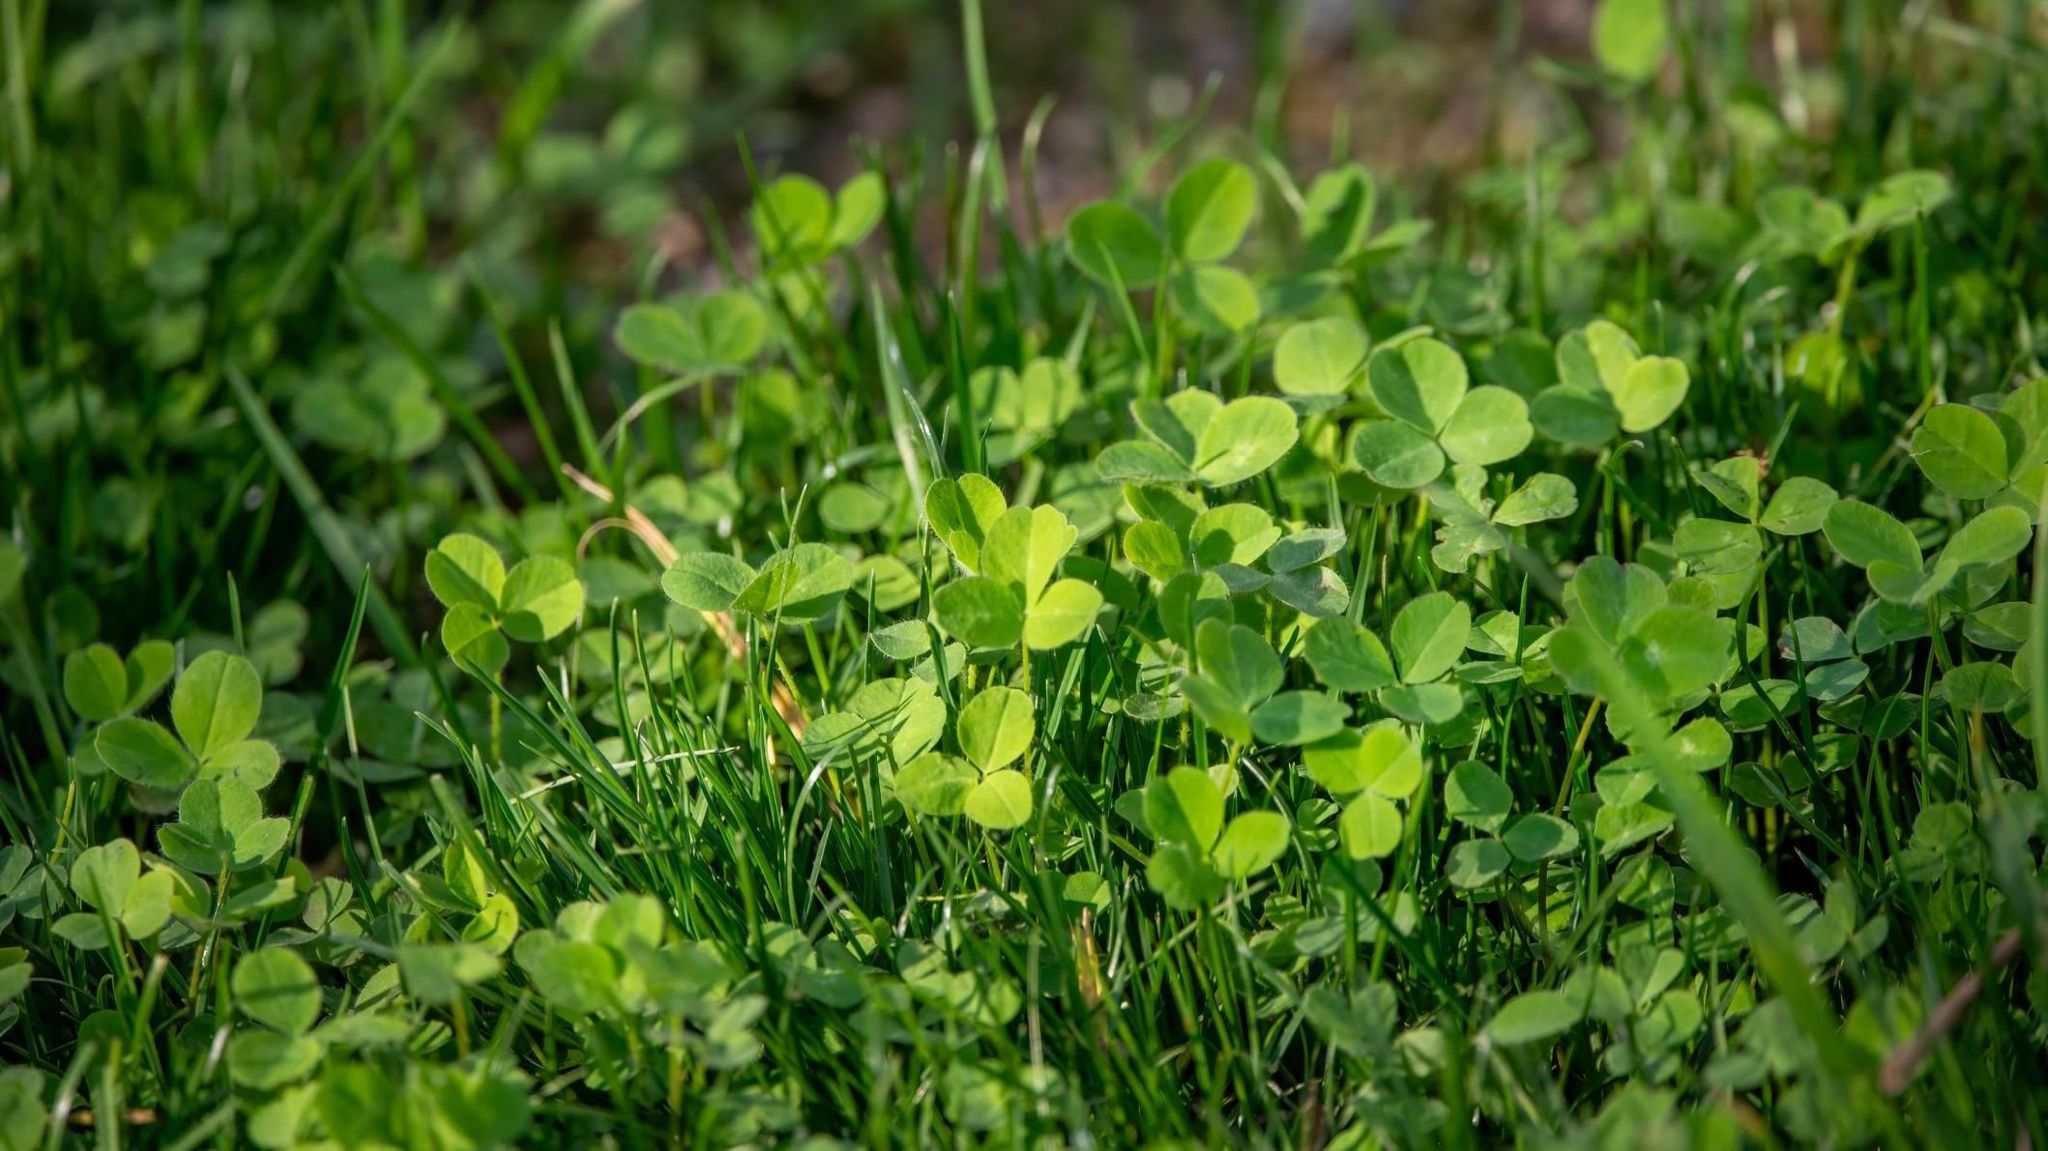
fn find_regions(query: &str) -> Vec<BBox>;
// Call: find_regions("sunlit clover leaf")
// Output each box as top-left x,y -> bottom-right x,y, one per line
1369,338 -> 1467,436
431,534 -> 586,663
1275,317 -> 1368,397
896,753 -> 979,817
924,475 -> 1009,574
1439,386 -> 1533,466
661,552 -> 756,612
751,174 -> 834,266
1592,0 -> 1667,83
614,289 -> 768,376
1911,404 -> 2007,500
161,778 -> 290,875
425,533 -> 506,612
962,770 -> 1033,830
828,171 -> 887,250
1391,592 -> 1470,685
1213,811 -> 1290,880
1146,768 -> 1224,851
1171,265 -> 1262,334
1339,792 -> 1403,860
1303,617 -> 1397,693
64,838 -> 176,944
1067,201 -> 1166,290
984,505 -> 1077,608
1166,158 -> 1256,263
734,543 -> 855,622
1303,722 -> 1421,797
1300,164 -> 1377,266
974,504 -> 1103,650
500,555 -> 586,642
1348,420 -> 1444,489
1193,397 -> 1298,487
1610,356 -> 1690,434
957,687 -> 1034,774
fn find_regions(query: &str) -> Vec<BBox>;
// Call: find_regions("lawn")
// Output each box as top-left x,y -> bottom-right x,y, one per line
4,0 -> 2048,1147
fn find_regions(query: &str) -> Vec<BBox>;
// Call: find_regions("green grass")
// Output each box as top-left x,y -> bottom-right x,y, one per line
6,1 -> 2048,1148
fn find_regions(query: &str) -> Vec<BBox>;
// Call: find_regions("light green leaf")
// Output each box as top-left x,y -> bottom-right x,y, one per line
70,838 -> 138,914
1348,420 -> 1445,488
1609,356 -> 1689,433
963,770 -> 1034,830
662,552 -> 756,613
1440,386 -> 1533,466
1023,578 -> 1103,650
1391,592 -> 1470,684
984,505 -> 1078,607
934,576 -> 1026,649
1911,404 -> 2007,499
500,555 -> 586,641
63,644 -> 128,722
1166,158 -> 1256,262
1170,265 -> 1261,333
1213,811 -> 1290,879
1486,989 -> 1583,1045
1369,338 -> 1468,435
1274,318 -> 1368,397
1593,0 -> 1669,83
425,534 -> 507,612
173,651 -> 263,760
895,753 -> 979,817
957,687 -> 1034,773
1939,506 -> 2032,570
1145,767 -> 1224,851
96,717 -> 196,790
1193,397 -> 1298,487
1067,201 -> 1165,289
1339,792 -> 1403,859
925,474 -> 1009,572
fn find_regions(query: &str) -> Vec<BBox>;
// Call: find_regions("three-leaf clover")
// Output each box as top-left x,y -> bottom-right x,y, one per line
932,503 -> 1103,652
1822,501 -> 2031,607
428,534 -> 588,671
1531,320 -> 1691,445
51,838 -> 175,950
1142,767 -> 1289,908
665,542 -> 856,624
1096,391 -> 1301,488
1349,337 -> 1533,489
159,777 -> 291,875
94,651 -> 278,791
